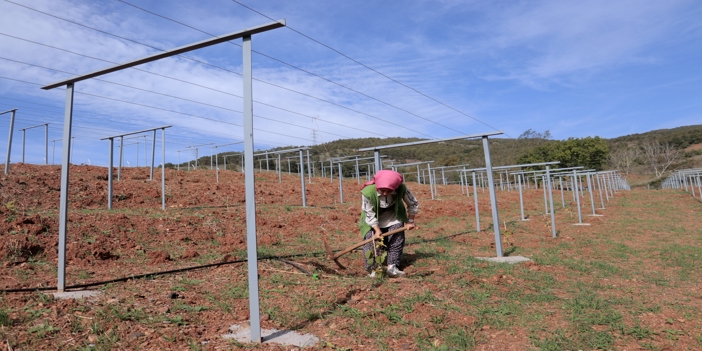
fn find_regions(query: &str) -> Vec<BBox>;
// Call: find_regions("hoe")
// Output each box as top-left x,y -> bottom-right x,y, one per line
323,226 -> 407,270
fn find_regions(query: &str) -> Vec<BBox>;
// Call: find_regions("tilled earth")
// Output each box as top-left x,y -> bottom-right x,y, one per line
1,163 -> 701,350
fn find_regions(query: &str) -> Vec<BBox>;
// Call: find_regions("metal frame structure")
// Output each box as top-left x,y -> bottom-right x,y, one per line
18,123 -> 49,165
41,20 -> 285,343
101,126 -> 172,210
663,168 -> 702,200
186,142 -> 213,170
50,138 -> 61,165
462,161 -> 561,235
359,131 -> 506,257
390,160 -> 434,185
324,155 -> 360,183
2,108 -> 18,174
213,142 -> 244,183
330,156 -> 385,202
256,147 -> 309,207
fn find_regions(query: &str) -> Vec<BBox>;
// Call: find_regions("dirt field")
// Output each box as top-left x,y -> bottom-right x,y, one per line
1,164 -> 701,350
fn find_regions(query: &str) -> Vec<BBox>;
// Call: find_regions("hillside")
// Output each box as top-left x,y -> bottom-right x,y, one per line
187,125 -> 702,184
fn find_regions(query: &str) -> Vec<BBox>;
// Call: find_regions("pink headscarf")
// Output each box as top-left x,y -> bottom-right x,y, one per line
361,170 -> 404,190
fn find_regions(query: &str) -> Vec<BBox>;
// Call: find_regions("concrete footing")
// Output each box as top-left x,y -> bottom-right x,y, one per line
476,256 -> 531,264
223,323 -> 318,348
52,290 -> 103,300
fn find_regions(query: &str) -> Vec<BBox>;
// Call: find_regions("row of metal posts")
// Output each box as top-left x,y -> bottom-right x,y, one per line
662,168 -> 702,200
459,166 -> 628,238
2,109 -> 55,173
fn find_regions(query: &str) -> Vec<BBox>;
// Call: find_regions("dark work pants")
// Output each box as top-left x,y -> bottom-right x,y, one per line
362,222 -> 405,271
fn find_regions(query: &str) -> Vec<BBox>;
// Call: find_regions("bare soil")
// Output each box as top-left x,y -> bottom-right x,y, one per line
1,164 -> 701,350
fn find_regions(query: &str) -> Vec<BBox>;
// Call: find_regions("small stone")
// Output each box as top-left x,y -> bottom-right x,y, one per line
106,298 -> 119,304
88,334 -> 99,343
128,332 -> 145,341
157,306 -> 169,314
261,314 -> 270,321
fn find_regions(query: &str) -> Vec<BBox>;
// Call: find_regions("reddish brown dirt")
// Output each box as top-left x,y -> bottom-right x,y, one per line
1,163 -> 701,350
684,143 -> 702,152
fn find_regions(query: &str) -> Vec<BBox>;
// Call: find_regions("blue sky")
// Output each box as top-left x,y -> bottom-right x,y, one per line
0,0 -> 701,167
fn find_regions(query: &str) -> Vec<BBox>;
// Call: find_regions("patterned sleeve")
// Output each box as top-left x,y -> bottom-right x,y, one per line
362,194 -> 379,227
403,188 -> 419,215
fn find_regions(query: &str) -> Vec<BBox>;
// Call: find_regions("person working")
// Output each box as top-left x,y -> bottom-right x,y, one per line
359,170 -> 419,277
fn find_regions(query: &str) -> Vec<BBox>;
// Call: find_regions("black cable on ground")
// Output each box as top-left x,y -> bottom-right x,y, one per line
0,229 -> 478,294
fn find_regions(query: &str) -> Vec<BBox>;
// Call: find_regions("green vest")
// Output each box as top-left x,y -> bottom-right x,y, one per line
358,184 -> 408,237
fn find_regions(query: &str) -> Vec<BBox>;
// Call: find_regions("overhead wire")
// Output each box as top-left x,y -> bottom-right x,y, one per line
230,0 -> 511,137
0,57 -> 358,141
0,108 -> 249,166
118,0 -> 462,136
0,2 -> 435,138
0,31 -> 392,139
0,97 -> 255,145
0,75 -> 314,143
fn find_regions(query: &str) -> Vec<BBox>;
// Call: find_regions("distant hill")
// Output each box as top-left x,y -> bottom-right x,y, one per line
609,124 -> 702,149
194,125 -> 702,183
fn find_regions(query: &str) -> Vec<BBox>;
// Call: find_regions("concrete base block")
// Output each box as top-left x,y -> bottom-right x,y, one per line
587,214 -> 604,217
52,290 -> 103,300
223,323 -> 318,347
476,256 -> 531,264
573,223 -> 591,226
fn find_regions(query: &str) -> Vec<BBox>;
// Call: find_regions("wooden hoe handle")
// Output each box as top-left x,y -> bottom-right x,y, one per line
331,226 -> 407,260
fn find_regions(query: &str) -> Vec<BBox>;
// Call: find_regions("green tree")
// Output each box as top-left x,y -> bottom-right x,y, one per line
517,137 -> 609,170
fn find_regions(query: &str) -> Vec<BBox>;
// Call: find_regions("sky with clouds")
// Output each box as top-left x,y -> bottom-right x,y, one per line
0,0 -> 700,167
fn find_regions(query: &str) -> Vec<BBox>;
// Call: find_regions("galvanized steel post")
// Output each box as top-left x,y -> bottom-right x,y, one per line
374,149 -> 382,173
307,149 -> 311,184
428,162 -> 434,200
518,174 -> 527,221
482,136 -> 502,257
586,173 -> 599,216
3,109 -> 17,174
546,166 -> 556,238
473,171 -> 480,232
118,136 -> 123,180
338,162 -> 343,203
150,130 -> 156,180
355,156 -> 360,184
161,128 -> 166,211
108,138 -> 113,209
573,171 -> 586,225
542,176 -> 548,214
21,129 -> 25,163
559,177 -> 565,208
299,149 -> 306,207
596,172 -> 605,209
242,35 -> 261,343
44,124 -> 48,164
57,83 -> 75,291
